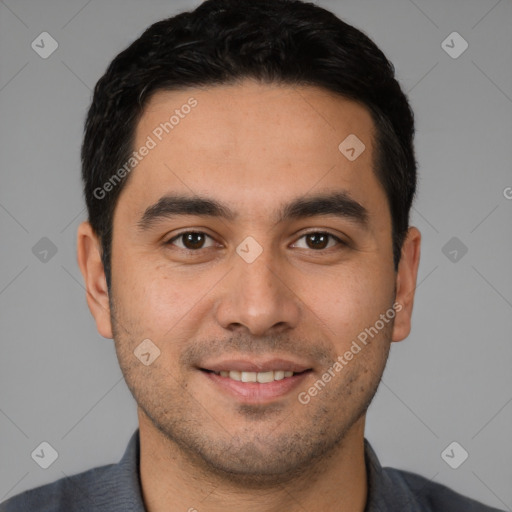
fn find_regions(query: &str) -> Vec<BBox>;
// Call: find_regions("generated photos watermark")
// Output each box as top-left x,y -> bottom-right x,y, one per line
298,301 -> 403,405
93,97 -> 198,200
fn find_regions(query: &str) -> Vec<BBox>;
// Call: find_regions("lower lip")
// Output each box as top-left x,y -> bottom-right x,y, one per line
201,370 -> 312,402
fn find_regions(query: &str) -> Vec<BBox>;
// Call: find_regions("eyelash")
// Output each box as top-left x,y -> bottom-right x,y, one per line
165,230 -> 347,252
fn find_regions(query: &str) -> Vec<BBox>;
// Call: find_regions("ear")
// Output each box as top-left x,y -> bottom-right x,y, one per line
76,221 -> 113,339
391,226 -> 421,342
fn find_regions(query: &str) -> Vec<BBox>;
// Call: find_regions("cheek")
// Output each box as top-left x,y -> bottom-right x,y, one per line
125,267 -> 218,343
307,265 -> 393,341
138,278 -> 189,334
111,249 -> 182,335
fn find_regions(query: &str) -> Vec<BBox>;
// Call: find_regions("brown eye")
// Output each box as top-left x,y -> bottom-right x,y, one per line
167,231 -> 214,250
292,232 -> 345,250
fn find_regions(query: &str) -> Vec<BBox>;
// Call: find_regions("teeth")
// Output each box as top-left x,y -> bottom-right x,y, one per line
241,372 -> 257,382
256,371 -> 274,383
216,370 -> 297,382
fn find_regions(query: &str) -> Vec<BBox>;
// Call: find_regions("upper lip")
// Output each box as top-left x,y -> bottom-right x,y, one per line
199,358 -> 312,373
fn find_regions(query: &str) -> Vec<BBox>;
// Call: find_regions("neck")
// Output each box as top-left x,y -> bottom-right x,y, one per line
138,411 -> 368,512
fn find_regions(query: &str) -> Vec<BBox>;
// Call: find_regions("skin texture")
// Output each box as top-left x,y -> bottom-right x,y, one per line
77,79 -> 421,512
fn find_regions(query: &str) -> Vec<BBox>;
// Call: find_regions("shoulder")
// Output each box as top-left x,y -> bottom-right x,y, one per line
382,466 -> 506,512
1,429 -> 143,512
0,462 -> 116,512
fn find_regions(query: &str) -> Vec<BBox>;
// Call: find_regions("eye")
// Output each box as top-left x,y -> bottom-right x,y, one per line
165,230 -> 346,252
291,231 -> 345,250
166,231 -> 216,250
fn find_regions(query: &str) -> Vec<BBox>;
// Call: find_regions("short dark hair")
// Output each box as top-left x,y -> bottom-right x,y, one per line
81,0 -> 416,291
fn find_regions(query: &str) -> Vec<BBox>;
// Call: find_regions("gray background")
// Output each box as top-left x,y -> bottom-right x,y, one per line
1,0 -> 511,509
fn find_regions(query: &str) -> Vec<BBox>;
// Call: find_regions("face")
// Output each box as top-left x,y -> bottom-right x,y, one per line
78,79 -> 420,483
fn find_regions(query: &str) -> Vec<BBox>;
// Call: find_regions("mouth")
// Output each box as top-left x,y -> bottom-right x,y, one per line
201,368 -> 310,383
198,359 -> 313,402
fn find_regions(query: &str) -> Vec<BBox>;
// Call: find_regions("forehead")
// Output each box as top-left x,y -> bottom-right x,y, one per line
117,80 -> 387,223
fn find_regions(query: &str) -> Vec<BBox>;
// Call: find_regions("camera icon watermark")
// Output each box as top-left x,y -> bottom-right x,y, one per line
31,441 -> 59,469
442,236 -> 468,263
31,32 -> 59,59
134,338 -> 161,366
236,236 -> 263,263
32,237 -> 58,263
338,134 -> 365,161
441,441 -> 468,469
441,32 -> 468,59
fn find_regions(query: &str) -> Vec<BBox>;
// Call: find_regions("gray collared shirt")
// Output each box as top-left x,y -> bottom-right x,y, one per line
1,429 -> 505,511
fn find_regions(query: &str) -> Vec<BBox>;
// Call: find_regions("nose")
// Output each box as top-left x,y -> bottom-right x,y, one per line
214,247 -> 301,337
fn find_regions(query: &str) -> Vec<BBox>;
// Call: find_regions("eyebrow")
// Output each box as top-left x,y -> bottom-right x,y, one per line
137,191 -> 369,231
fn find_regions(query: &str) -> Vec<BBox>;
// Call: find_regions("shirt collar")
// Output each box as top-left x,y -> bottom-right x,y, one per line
112,428 -> 146,511
364,438 -> 423,512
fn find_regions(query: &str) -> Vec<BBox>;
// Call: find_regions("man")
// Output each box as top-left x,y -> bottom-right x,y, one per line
1,0 -> 504,511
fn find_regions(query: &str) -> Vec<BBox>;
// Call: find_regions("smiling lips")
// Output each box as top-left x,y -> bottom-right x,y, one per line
200,357 -> 313,400
200,357 -> 311,379
209,369 -> 298,383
